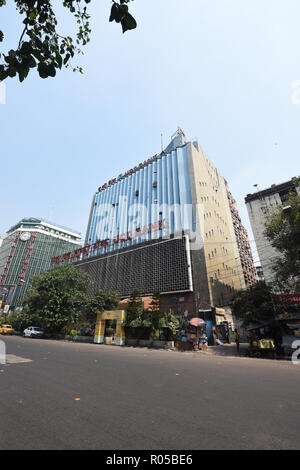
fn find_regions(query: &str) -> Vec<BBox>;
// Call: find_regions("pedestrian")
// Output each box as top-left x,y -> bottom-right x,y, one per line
234,328 -> 240,354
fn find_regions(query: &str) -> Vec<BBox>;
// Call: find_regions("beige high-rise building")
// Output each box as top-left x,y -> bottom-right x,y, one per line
187,141 -> 255,307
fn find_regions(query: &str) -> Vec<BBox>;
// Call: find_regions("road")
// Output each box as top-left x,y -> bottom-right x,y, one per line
0,336 -> 300,450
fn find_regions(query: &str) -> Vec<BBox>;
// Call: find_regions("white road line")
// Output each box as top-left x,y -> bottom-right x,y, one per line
5,355 -> 32,365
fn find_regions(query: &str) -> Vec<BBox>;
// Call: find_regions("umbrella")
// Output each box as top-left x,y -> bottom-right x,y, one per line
189,318 -> 206,328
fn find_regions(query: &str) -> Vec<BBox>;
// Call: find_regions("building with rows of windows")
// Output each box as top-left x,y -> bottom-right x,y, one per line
245,177 -> 300,284
53,130 -> 256,317
0,218 -> 81,309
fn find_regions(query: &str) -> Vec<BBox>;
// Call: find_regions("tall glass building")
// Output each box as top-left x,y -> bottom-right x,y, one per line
54,130 -> 256,315
85,136 -> 193,253
0,218 -> 81,309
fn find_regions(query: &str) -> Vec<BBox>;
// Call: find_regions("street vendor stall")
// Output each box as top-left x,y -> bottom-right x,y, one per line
190,318 -> 208,351
175,317 -> 208,351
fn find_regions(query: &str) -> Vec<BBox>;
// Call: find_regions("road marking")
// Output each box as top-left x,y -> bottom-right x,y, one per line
5,355 -> 32,365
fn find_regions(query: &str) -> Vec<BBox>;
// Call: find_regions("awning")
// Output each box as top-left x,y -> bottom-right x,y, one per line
190,318 -> 206,328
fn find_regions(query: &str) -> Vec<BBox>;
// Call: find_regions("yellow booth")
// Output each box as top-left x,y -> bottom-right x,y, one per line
94,310 -> 126,346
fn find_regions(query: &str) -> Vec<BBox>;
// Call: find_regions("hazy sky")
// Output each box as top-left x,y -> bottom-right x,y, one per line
1,0 -> 299,263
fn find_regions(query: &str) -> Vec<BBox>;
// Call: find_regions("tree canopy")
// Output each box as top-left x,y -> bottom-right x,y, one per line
232,281 -> 284,327
265,188 -> 300,292
0,0 -> 137,82
24,265 -> 91,335
85,289 -> 121,324
22,266 -> 121,334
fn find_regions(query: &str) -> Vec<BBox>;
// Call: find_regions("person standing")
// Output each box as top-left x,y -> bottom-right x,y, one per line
234,329 -> 240,354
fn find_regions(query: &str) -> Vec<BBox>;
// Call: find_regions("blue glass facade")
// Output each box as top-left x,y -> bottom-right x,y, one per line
87,145 -> 193,255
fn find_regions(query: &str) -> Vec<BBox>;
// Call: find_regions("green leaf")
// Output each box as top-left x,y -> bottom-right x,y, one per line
28,55 -> 36,68
20,41 -> 32,55
38,62 -> 48,79
109,3 -> 121,23
121,13 -> 137,33
55,52 -> 63,69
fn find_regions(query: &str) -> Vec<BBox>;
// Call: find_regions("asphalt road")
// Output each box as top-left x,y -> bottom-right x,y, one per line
0,336 -> 300,450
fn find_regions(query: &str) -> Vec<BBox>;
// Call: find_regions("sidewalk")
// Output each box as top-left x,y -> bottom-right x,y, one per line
205,342 -> 248,358
201,343 -> 291,362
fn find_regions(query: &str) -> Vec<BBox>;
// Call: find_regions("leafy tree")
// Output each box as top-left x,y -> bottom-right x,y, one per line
123,292 -> 180,340
85,289 -> 121,324
0,0 -> 137,83
128,310 -> 143,328
141,309 -> 153,329
149,292 -> 161,337
232,281 -> 284,327
158,309 -> 180,340
265,189 -> 300,292
124,289 -> 143,326
24,265 -> 91,335
7,310 -> 43,332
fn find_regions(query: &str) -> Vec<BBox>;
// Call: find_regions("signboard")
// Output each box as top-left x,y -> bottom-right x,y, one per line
98,155 -> 158,193
51,220 -> 167,266
102,311 -> 120,321
3,305 -> 10,314
279,294 -> 300,306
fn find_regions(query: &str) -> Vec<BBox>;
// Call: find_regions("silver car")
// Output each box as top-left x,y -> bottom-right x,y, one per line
23,326 -> 45,338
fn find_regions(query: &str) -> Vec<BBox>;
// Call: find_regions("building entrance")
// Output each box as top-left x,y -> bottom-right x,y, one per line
94,310 -> 126,346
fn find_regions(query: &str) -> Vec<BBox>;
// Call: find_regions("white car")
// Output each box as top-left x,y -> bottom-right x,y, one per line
23,326 -> 45,338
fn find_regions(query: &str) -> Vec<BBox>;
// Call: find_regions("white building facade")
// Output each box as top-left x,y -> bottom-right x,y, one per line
245,178 -> 300,284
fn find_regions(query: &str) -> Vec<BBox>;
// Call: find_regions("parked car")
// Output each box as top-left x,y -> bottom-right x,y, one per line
23,327 -> 45,338
0,324 -> 14,335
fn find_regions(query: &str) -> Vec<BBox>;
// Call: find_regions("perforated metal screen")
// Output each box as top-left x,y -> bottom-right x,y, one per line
76,237 -> 191,297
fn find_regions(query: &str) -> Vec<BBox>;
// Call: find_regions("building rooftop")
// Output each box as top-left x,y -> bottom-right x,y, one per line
245,177 -> 299,203
7,218 -> 81,238
97,129 -> 190,194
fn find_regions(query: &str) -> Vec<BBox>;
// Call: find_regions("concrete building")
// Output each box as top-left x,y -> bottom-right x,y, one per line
54,131 -> 254,316
226,188 -> 257,288
0,236 -> 3,248
0,218 -> 81,308
245,177 -> 300,284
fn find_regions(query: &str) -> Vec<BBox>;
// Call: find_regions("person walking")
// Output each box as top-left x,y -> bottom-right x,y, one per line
234,328 -> 240,354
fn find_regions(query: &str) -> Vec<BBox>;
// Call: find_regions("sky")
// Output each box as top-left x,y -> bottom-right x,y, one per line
0,0 -> 299,263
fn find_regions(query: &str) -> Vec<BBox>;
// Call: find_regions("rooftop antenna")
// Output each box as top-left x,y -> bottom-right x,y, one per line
161,134 -> 164,152
171,127 -> 187,143
177,126 -> 186,141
